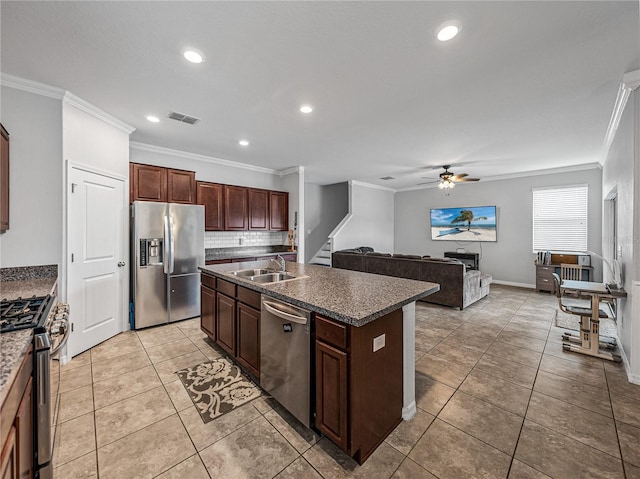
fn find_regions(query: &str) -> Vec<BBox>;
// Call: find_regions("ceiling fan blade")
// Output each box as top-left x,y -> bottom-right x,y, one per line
451,173 -> 468,180
418,179 -> 439,185
454,177 -> 481,182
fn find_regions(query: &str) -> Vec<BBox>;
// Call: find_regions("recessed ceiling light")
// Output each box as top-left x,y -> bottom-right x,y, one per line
145,115 -> 160,123
300,105 -> 313,114
436,24 -> 460,42
183,49 -> 205,64
238,140 -> 250,147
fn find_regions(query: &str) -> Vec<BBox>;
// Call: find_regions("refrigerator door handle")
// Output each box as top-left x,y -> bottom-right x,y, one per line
163,215 -> 170,274
168,215 -> 175,274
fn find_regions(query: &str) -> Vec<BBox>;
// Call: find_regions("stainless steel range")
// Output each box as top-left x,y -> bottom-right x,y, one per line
0,294 -> 70,479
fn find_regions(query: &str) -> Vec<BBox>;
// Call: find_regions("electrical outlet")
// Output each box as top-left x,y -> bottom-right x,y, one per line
618,246 -> 623,258
373,334 -> 386,352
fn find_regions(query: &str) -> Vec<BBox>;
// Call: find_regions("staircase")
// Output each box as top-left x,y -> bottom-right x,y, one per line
310,239 -> 332,267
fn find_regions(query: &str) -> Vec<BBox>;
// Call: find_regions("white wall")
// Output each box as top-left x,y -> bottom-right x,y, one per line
282,168 -> 304,262
0,86 -> 62,268
130,143 -> 284,191
602,88 -> 638,379
304,182 -> 349,262
333,182 -> 395,253
394,168 -> 603,287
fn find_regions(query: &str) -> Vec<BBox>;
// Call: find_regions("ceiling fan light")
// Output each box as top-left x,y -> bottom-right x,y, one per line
449,181 -> 455,188
438,182 -> 445,189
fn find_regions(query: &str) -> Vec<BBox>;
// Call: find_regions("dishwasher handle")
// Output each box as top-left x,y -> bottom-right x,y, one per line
263,301 -> 308,325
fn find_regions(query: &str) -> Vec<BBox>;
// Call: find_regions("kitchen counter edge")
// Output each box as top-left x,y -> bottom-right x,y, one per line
200,261 -> 439,327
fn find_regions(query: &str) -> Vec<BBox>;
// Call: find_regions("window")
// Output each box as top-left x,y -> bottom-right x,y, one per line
532,185 -> 588,252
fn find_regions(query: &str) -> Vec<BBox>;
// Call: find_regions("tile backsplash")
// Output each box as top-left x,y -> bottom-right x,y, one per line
204,231 -> 287,249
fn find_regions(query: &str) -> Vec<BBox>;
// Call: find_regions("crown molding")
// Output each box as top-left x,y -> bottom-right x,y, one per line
62,92 -> 135,134
0,73 -> 64,99
395,163 -> 601,192
130,141 -> 281,175
601,69 -> 640,166
349,180 -> 396,192
280,166 -> 303,176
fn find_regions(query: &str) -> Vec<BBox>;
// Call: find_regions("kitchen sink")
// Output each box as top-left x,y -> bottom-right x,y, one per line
229,268 -> 274,277
250,272 -> 298,283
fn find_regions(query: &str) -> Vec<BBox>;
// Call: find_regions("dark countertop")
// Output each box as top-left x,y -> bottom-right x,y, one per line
205,245 -> 297,262
201,260 -> 439,327
0,265 -> 58,404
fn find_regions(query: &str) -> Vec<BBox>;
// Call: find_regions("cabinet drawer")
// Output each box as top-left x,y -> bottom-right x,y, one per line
201,274 -> 216,290
316,315 -> 348,351
237,286 -> 260,309
217,278 -> 236,297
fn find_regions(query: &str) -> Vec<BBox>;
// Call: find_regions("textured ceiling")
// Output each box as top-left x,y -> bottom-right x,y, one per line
1,1 -> 638,188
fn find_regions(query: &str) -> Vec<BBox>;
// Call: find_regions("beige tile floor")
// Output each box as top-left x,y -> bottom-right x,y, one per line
51,285 -> 640,478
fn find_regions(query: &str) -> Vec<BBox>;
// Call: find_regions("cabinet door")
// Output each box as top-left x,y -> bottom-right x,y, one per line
224,186 -> 248,230
248,189 -> 269,230
200,286 -> 216,339
0,124 -> 9,232
197,182 -> 225,230
236,303 -> 260,377
131,163 -> 167,202
15,378 -> 32,479
269,191 -> 288,231
0,426 -> 16,479
167,169 -> 196,204
216,293 -> 236,355
315,341 -> 348,451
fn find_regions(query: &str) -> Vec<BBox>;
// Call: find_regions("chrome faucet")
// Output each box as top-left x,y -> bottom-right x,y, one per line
275,254 -> 286,272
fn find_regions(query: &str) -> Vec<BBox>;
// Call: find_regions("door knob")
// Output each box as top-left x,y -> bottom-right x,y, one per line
117,261 -> 126,267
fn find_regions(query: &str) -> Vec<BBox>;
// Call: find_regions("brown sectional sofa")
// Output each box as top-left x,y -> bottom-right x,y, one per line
332,250 -> 492,309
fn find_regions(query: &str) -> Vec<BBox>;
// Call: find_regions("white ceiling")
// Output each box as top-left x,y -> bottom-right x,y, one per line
1,1 -> 638,189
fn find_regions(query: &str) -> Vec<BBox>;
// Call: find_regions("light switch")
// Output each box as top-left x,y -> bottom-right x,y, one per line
373,334 -> 386,352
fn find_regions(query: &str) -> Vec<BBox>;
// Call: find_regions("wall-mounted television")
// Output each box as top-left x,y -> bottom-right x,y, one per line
430,205 -> 497,242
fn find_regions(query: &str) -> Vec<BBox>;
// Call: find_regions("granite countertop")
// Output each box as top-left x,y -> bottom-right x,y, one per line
0,264 -> 58,405
201,260 -> 439,327
206,245 -> 297,262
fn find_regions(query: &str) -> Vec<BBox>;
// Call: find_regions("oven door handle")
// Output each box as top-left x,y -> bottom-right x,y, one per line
50,321 -> 71,356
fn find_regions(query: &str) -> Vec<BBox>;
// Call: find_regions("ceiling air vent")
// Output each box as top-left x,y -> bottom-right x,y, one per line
166,111 -> 200,125
380,176 -> 396,180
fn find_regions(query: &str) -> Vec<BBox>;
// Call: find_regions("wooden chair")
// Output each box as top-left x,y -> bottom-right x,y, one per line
560,263 -> 583,281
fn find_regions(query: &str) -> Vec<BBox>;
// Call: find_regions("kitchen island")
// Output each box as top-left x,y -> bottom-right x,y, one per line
200,260 -> 439,463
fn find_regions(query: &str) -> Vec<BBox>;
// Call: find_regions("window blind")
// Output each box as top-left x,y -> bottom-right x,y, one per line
532,185 -> 588,252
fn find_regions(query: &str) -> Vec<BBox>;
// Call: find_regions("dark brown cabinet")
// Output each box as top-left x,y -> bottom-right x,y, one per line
248,189 -> 269,230
269,191 -> 288,231
201,273 -> 261,378
0,124 -> 10,233
167,168 -> 196,204
1,346 -> 33,479
237,303 -> 260,377
131,163 -> 167,202
315,311 -> 403,464
316,340 -> 348,450
200,284 -> 216,339
216,293 -> 236,356
130,163 -> 196,204
197,182 -> 225,230
225,185 -> 248,230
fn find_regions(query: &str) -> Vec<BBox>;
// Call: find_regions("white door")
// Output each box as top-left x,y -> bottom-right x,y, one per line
67,166 -> 127,357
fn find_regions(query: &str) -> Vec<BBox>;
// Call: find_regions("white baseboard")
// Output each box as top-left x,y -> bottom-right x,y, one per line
491,280 -> 536,289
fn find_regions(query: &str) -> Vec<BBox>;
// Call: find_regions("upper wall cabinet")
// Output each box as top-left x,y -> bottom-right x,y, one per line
167,168 -> 196,204
197,181 -> 225,231
131,163 -> 167,202
130,163 -> 195,204
1,124 -> 9,232
270,191 -> 289,231
224,185 -> 248,230
248,189 -> 269,230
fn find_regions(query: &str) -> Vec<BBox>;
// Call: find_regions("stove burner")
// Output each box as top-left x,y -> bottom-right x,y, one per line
0,295 -> 51,332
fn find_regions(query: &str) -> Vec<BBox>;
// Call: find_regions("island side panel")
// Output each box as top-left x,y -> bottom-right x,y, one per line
349,308 -> 403,464
402,301 -> 417,420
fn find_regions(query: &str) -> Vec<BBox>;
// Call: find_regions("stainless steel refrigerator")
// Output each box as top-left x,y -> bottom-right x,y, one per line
131,201 -> 204,329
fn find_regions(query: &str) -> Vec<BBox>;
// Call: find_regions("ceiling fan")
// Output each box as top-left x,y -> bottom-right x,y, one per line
418,165 -> 480,194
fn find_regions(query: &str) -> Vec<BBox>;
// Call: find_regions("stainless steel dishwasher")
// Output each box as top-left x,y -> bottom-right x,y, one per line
260,295 -> 311,427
